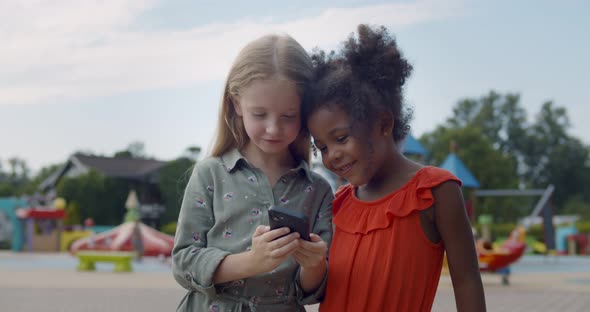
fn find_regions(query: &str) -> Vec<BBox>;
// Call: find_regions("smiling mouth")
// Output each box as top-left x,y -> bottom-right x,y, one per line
337,161 -> 356,174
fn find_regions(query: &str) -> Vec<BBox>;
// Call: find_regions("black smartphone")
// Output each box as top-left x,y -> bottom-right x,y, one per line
268,206 -> 310,241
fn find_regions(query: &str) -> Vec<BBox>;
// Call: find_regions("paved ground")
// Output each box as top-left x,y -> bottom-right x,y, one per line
1,252 -> 589,311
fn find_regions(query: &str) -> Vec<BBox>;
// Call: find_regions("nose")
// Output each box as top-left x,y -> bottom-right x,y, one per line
327,147 -> 342,164
266,119 -> 280,135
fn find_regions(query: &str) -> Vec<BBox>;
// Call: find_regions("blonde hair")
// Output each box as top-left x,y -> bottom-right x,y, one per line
210,34 -> 313,163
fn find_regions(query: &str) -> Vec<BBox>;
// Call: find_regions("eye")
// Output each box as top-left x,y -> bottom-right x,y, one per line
252,112 -> 266,118
315,144 -> 327,154
282,114 -> 296,119
336,135 -> 348,143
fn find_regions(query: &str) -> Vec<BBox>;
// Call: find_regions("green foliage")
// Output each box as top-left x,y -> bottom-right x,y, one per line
422,91 -> 590,221
161,222 -> 177,236
521,102 -> 590,207
56,170 -> 131,225
0,184 -> 14,196
527,224 -> 545,242
576,221 -> 590,234
114,141 -> 147,159
64,201 -> 82,226
562,195 -> 590,220
158,157 -> 195,224
0,162 -> 60,196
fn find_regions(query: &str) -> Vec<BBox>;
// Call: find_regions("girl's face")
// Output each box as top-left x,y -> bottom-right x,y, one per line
308,105 -> 388,186
234,79 -> 301,156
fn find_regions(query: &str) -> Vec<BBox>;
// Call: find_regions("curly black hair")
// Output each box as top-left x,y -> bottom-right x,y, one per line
304,24 -> 413,143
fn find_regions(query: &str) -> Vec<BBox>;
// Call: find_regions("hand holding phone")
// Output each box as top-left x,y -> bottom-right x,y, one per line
268,206 -> 310,241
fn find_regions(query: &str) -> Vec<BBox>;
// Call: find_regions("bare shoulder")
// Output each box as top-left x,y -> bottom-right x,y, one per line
432,180 -> 464,211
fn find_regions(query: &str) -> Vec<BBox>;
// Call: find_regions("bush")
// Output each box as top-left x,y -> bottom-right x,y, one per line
161,222 -> 177,236
577,221 -> 590,234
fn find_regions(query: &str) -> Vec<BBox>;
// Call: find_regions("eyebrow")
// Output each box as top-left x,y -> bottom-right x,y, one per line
248,106 -> 299,113
328,126 -> 352,135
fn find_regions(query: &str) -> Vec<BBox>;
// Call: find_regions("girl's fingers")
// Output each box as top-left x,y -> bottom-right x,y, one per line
262,227 -> 292,242
253,225 -> 270,237
297,238 -> 326,253
270,237 -> 299,258
309,233 -> 322,242
269,232 -> 300,249
294,248 -> 314,258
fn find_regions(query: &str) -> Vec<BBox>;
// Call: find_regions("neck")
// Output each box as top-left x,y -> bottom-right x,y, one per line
361,144 -> 421,198
241,143 -> 296,171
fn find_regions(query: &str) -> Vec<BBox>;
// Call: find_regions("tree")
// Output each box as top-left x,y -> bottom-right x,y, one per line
421,125 -> 523,222
158,157 -> 195,223
518,102 -> 590,207
20,164 -> 61,195
56,170 -> 131,225
0,157 -> 32,196
114,141 -> 147,159
184,146 -> 202,162
430,91 -> 590,218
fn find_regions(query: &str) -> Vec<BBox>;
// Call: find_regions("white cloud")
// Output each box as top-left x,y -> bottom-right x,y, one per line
0,0 -> 463,105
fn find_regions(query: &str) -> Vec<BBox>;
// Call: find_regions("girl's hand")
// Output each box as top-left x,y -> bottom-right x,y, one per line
249,225 -> 300,274
293,233 -> 327,269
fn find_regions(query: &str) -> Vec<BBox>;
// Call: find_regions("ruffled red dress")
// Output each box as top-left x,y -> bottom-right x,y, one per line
320,166 -> 461,312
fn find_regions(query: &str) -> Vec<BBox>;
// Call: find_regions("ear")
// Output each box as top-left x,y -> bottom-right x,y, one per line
379,112 -> 394,136
232,96 -> 243,116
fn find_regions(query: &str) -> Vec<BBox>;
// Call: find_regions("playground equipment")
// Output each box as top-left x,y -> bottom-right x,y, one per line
16,204 -> 66,252
70,190 -> 173,257
471,185 -> 554,284
69,221 -> 174,257
439,148 -> 555,284
0,198 -> 28,251
76,250 -> 135,272
477,226 -> 527,278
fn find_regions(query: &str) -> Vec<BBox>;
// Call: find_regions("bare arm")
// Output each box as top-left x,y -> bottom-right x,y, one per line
433,181 -> 486,312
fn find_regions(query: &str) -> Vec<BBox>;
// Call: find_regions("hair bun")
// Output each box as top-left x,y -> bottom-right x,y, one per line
343,24 -> 412,93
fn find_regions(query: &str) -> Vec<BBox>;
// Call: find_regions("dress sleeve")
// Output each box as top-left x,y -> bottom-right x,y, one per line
171,161 -> 231,298
295,179 -> 334,305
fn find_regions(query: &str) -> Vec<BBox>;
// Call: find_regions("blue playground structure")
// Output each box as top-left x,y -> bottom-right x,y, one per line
0,197 -> 28,251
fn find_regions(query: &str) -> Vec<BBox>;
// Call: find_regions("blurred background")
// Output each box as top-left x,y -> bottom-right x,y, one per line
1,0 -> 589,311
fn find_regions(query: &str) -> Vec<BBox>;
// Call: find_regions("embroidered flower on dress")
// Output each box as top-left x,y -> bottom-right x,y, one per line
304,185 -> 313,192
223,192 -> 234,200
223,227 -> 233,238
250,208 -> 261,216
206,185 -> 214,193
280,197 -> 289,204
196,198 -> 206,207
192,232 -> 202,243
208,304 -> 219,312
247,175 -> 257,183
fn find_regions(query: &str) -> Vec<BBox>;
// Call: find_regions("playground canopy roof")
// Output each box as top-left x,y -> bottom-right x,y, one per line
402,134 -> 428,156
439,153 -> 480,188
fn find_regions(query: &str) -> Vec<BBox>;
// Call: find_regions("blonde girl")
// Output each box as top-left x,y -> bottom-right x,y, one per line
172,34 -> 333,312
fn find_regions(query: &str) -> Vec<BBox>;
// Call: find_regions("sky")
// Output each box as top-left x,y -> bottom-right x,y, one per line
1,0 -> 589,173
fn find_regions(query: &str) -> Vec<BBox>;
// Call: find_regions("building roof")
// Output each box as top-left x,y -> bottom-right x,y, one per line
439,153 -> 480,188
39,153 -> 169,192
402,134 -> 428,156
73,153 -> 168,179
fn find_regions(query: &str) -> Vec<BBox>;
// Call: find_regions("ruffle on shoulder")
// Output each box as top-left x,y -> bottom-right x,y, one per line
333,167 -> 461,235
